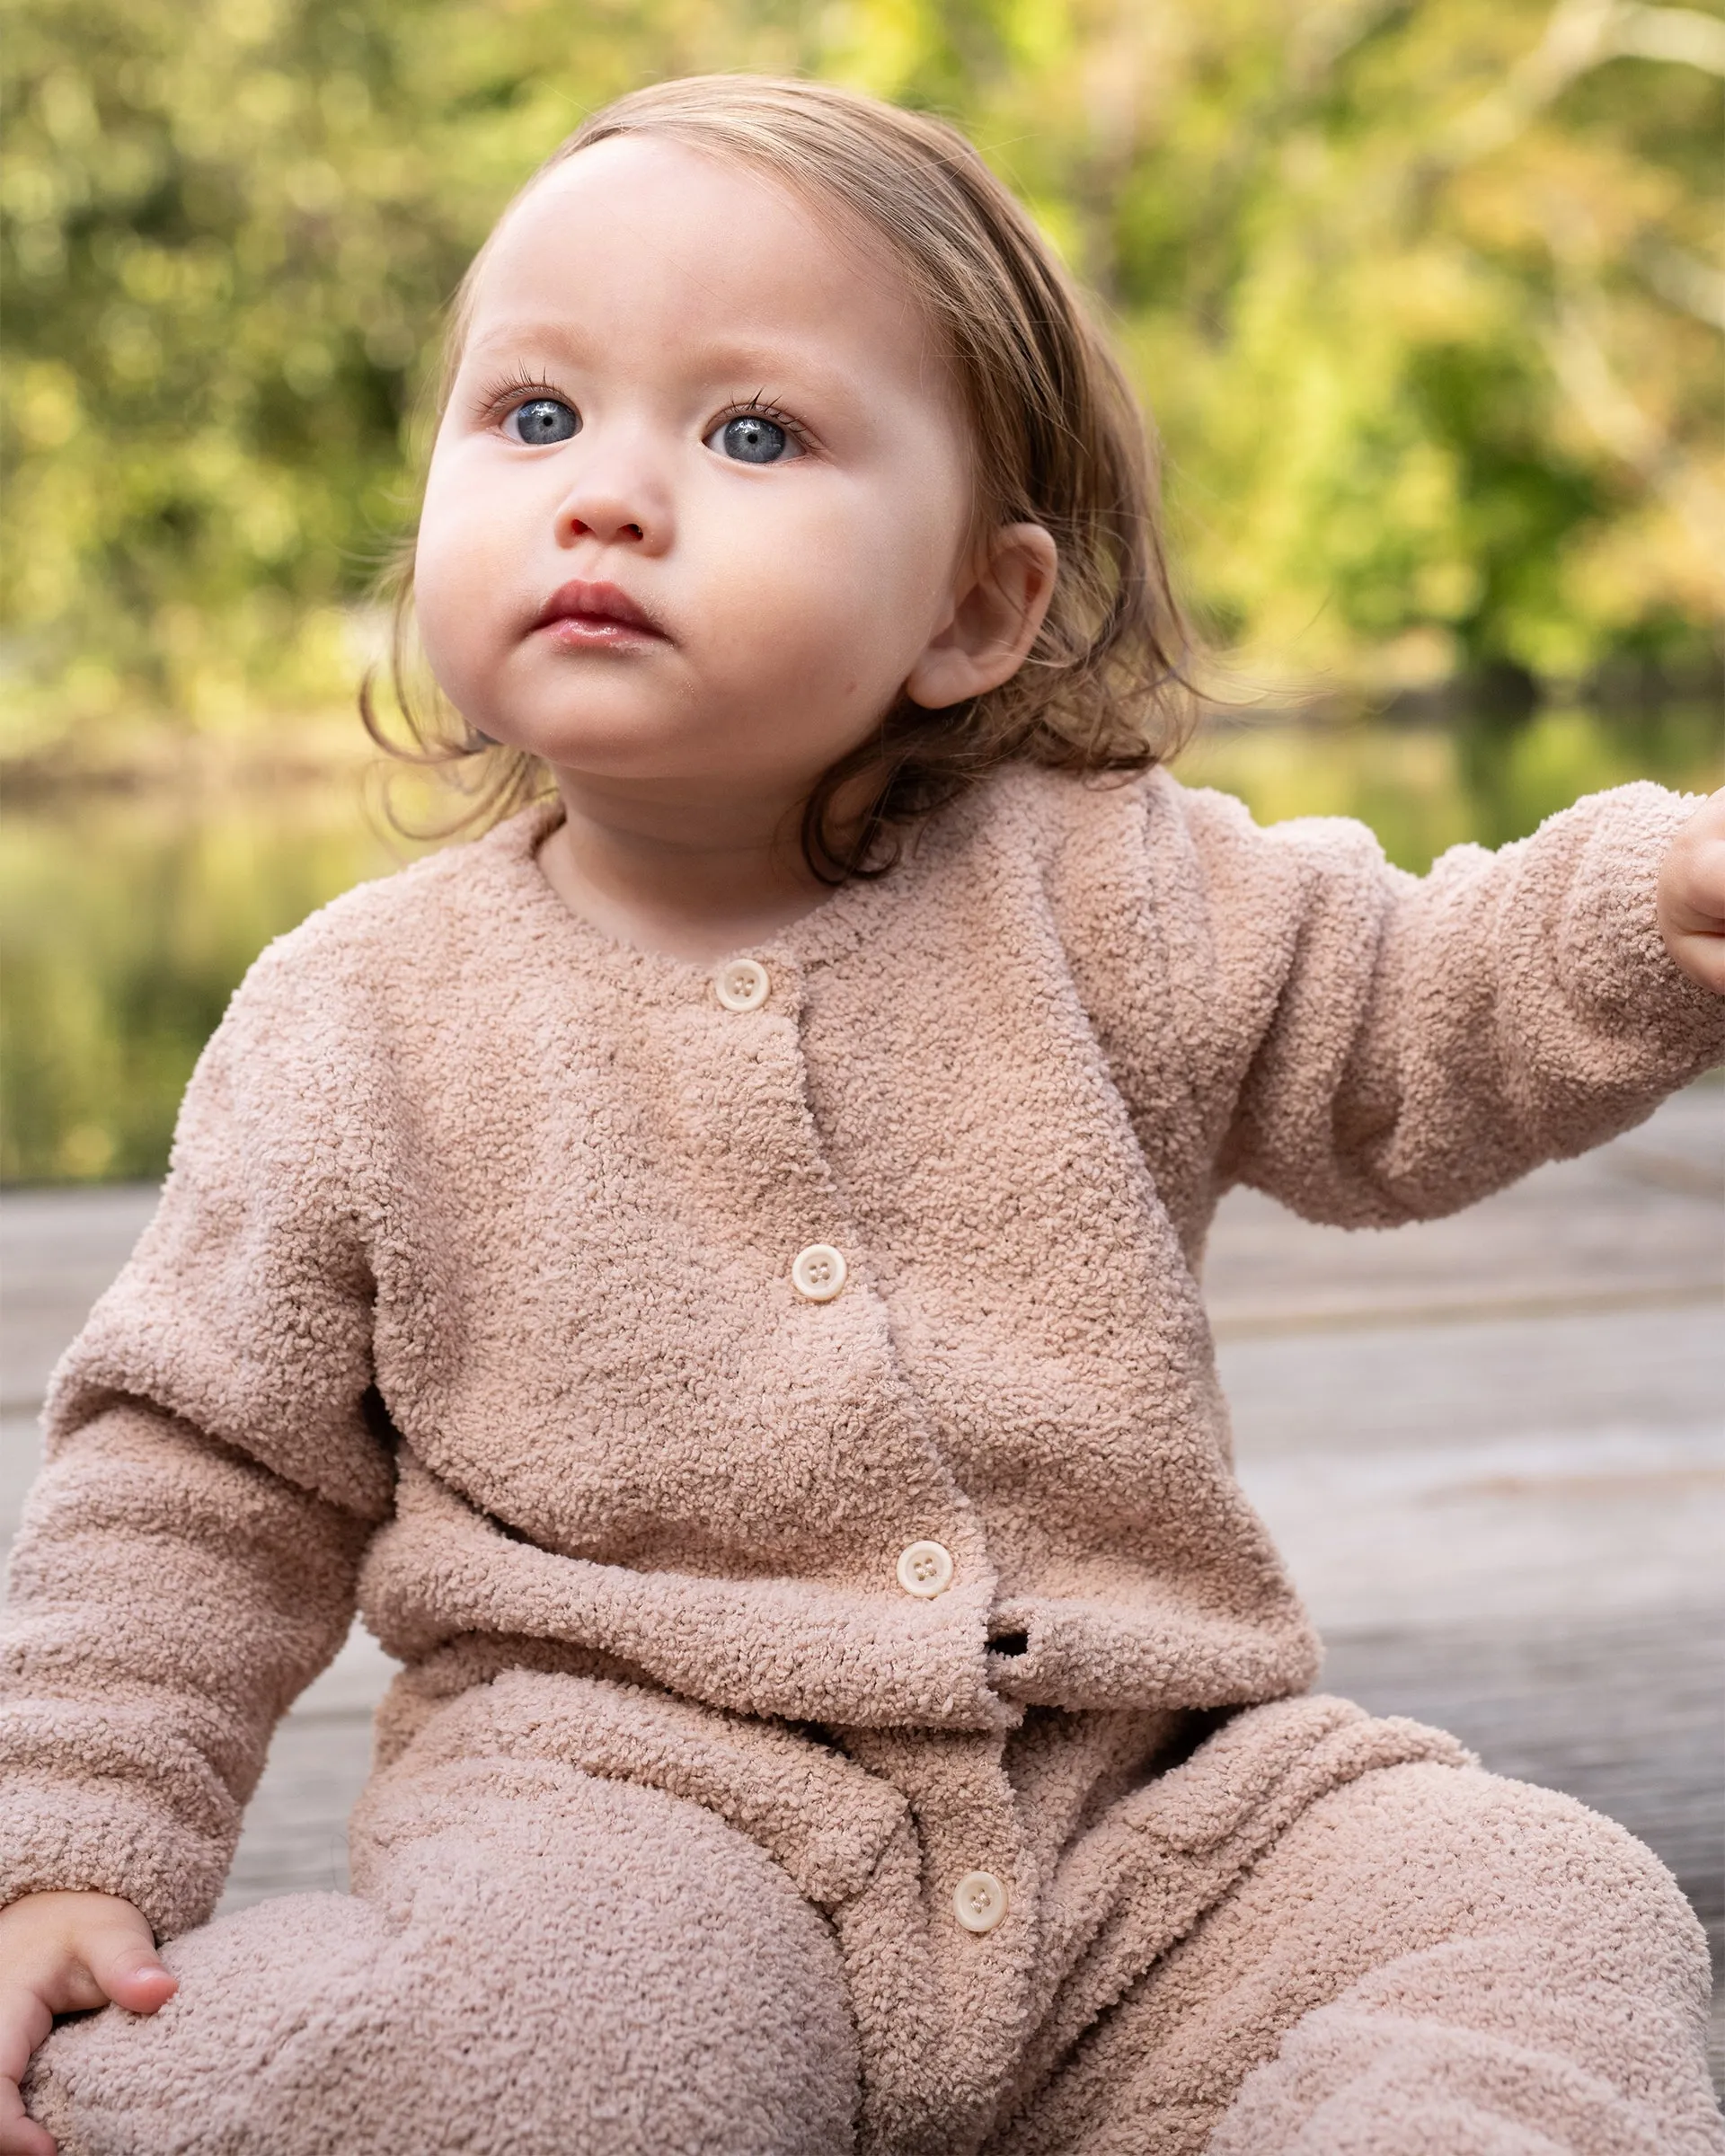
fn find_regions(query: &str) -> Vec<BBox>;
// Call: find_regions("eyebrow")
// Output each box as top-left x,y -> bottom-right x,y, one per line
462,322 -> 593,368
459,320 -> 872,412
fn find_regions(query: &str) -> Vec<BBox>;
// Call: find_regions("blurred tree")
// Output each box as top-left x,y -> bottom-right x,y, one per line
3,0 -> 1721,758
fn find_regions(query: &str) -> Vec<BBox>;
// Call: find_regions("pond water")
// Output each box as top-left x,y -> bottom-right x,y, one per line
3,703 -> 1719,1184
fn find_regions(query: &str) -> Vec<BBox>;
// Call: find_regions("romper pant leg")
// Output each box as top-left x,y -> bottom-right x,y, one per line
995,1762 -> 1723,2156
25,1750 -> 861,2156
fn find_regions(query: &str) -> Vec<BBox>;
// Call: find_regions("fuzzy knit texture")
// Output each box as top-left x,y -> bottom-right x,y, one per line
4,762 -> 1724,2152
21,1683 -> 1725,2154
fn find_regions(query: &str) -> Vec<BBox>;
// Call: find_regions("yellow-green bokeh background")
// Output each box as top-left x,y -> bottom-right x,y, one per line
3,0 -> 1721,1180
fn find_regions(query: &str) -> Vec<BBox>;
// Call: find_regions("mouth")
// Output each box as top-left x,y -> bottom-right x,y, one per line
529,579 -> 668,649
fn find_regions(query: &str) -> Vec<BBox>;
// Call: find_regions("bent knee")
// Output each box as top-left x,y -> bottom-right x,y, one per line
1278,1760 -> 1709,1996
31,1770 -> 860,2156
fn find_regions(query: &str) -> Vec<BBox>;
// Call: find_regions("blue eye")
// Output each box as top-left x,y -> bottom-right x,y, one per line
712,413 -> 796,464
507,397 -> 579,446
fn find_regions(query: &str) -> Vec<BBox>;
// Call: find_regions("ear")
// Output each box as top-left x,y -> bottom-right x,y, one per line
904,522 -> 1058,711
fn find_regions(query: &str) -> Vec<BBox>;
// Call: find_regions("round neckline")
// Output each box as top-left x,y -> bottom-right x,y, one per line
482,794 -> 935,990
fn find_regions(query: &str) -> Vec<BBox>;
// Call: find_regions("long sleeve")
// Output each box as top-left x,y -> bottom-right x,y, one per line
0,932 -> 395,1938
1153,779 -> 1725,1227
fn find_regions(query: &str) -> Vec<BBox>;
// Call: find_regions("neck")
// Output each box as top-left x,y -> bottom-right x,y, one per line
535,769 -> 847,964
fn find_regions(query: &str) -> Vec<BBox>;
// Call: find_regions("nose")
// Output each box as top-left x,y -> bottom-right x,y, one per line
561,496 -> 643,545
552,431 -> 670,553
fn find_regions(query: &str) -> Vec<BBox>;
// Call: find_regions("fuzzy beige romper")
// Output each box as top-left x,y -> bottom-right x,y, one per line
4,766 -> 1721,2155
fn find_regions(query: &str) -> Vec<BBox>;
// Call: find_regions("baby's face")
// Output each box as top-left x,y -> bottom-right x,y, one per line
415,135 -> 978,803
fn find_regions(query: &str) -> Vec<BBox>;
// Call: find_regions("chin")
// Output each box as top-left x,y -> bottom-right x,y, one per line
499,714 -> 716,781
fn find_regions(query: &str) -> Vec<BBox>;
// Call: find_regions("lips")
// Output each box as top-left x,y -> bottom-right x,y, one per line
530,579 -> 668,643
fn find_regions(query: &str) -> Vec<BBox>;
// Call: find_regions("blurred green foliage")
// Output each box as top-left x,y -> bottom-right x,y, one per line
3,0 -> 1721,1183
4,0 -> 1722,759
0,781 -> 428,1180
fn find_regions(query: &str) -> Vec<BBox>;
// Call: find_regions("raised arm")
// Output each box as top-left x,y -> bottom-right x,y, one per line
0,933 -> 394,1940
1154,778 -> 1725,1228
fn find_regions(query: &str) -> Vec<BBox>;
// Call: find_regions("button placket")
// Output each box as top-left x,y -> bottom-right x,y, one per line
684,949 -> 998,1735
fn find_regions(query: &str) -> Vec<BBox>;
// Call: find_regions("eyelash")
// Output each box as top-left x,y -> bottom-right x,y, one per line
475,372 -> 812,453
475,368 -> 564,429
708,393 -> 811,455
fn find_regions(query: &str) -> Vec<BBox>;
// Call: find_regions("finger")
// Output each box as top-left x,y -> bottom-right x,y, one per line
73,1901 -> 176,2017
1675,833 -> 1725,919
1676,935 -> 1725,995
0,2080 -> 57,2156
82,1931 -> 176,2019
0,1986 -> 53,2104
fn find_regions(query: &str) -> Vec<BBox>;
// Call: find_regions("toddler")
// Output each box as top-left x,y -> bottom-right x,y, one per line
3,75 -> 1723,2156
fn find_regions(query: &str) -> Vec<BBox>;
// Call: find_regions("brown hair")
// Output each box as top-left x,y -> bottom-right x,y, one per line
364,74 -> 1198,878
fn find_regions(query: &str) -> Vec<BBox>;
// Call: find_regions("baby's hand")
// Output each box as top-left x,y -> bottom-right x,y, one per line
1657,785 -> 1725,995
0,1892 -> 176,2156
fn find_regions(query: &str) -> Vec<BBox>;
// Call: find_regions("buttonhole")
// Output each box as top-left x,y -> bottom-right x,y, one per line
988,1630 -> 1030,1657
360,1384 -> 403,1449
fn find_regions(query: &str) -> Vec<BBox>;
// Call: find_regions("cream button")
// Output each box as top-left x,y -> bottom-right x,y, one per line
953,1870 -> 1008,1934
896,1540 -> 955,1599
790,1243 -> 847,1303
714,958 -> 770,1012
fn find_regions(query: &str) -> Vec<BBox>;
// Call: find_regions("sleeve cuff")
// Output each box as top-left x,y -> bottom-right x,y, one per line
0,1776 -> 233,1940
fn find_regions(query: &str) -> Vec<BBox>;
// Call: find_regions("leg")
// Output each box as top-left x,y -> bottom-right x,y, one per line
26,1754 -> 860,2156
998,1762 -> 1722,2155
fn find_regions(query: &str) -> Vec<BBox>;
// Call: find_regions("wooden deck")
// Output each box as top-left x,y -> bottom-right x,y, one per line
3,1082 -> 1721,2086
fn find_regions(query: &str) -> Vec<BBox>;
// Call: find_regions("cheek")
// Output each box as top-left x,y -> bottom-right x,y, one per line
698,472 -> 960,676
412,464 -> 510,695
410,547 -> 472,706
809,448 -> 972,644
